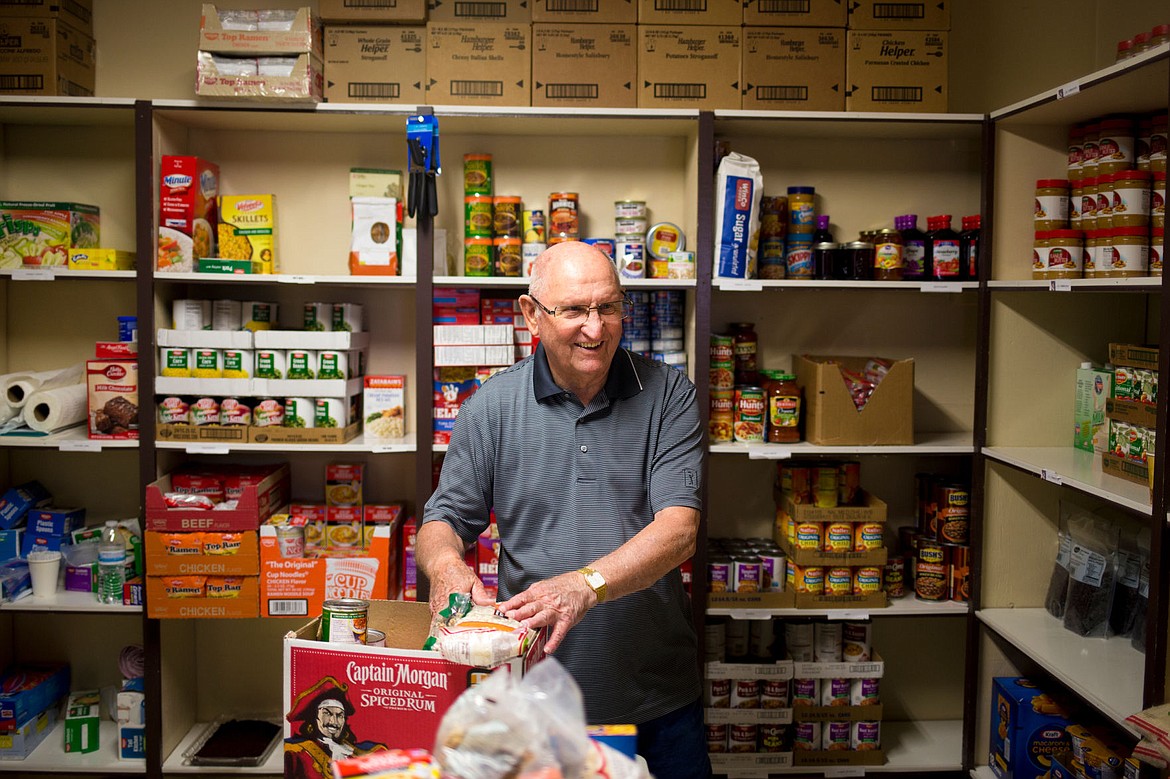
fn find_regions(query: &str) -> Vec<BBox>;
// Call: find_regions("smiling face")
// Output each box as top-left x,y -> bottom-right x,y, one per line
521,242 -> 623,404
316,701 -> 346,739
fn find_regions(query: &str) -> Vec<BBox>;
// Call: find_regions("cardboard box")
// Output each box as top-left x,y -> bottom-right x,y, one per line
319,0 -> 426,23
155,423 -> 249,445
533,0 -> 635,24
199,4 -> 322,57
706,589 -> 795,609
145,464 -> 290,532
0,0 -> 93,35
794,749 -> 886,767
1102,453 -> 1148,487
249,421 -> 360,445
0,17 -> 95,96
196,50 -> 324,102
742,0 -> 845,27
776,533 -> 887,568
0,706 -> 56,760
158,154 -> 220,272
0,663 -> 68,733
742,27 -> 844,111
637,0 -> 740,25
0,200 -> 99,267
847,0 -> 949,30
63,689 -> 100,754
775,488 -> 888,523
427,0 -> 530,22
145,530 -> 260,576
425,23 -> 530,106
86,360 -> 139,440
637,26 -> 741,109
1106,397 -> 1157,428
845,30 -> 947,113
1109,343 -> 1159,371
284,600 -> 545,752
67,249 -> 135,271
1074,365 -> 1112,453
146,575 -> 260,618
531,23 -> 636,108
989,677 -> 1073,779
260,520 -> 400,618
324,25 -> 426,104
794,354 -> 914,446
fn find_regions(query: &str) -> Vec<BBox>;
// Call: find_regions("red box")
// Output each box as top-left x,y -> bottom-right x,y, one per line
432,306 -> 482,325
86,359 -> 139,440
94,342 -> 137,359
433,287 -> 481,307
158,155 -> 219,272
145,464 -> 290,532
283,600 -> 544,753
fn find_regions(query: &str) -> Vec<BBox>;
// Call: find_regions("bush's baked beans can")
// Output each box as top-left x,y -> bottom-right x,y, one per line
814,621 -> 843,661
733,386 -> 766,443
793,722 -> 820,750
794,520 -> 822,550
706,724 -> 729,753
791,563 -> 824,594
852,721 -> 881,750
949,543 -> 971,602
821,677 -> 850,706
791,678 -> 819,706
936,483 -> 970,544
319,598 -> 369,643
824,721 -> 852,750
761,678 -> 789,708
549,192 -> 579,239
732,555 -> 761,593
854,521 -> 884,552
823,521 -> 853,552
729,724 -> 757,753
883,556 -> 905,598
915,541 -> 950,601
851,677 -> 881,705
759,723 -> 787,752
853,566 -> 883,595
731,679 -> 760,708
705,678 -> 731,707
708,555 -> 732,593
842,621 -> 871,662
825,566 -> 853,596
812,466 -> 839,508
838,461 -> 861,505
709,390 -> 733,443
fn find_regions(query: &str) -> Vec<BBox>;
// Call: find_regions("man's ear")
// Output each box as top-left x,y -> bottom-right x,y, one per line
518,295 -> 541,338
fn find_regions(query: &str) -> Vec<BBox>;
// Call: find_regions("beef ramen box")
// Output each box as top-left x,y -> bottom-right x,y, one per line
283,600 -> 545,753
794,354 -> 913,446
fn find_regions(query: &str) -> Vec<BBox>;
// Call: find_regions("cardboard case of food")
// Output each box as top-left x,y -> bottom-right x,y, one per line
794,354 -> 914,446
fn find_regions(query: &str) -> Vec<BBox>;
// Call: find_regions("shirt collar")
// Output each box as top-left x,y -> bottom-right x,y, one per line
532,342 -> 643,402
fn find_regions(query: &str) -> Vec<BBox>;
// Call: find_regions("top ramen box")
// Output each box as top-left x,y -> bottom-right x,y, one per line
158,155 -> 220,273
199,4 -> 323,58
283,600 -> 545,754
0,201 -> 99,268
795,354 -> 914,446
145,464 -> 290,532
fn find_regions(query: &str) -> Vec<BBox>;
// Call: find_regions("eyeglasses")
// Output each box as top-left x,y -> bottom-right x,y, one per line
528,295 -> 631,321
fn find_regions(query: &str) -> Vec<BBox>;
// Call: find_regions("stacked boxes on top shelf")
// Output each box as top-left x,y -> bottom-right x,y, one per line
196,4 -> 324,101
0,0 -> 95,96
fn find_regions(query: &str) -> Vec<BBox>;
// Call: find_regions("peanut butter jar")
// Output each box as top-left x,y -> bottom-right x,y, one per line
1098,226 -> 1149,277
1034,179 -> 1069,231
1111,169 -> 1152,228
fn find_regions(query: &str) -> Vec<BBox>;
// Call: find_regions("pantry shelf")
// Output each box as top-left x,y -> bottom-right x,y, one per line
987,277 -> 1162,292
981,446 -> 1152,516
0,427 -> 137,451
0,268 -> 136,281
434,275 -> 697,289
161,722 -> 281,775
976,608 -> 1143,734
713,278 -> 978,293
152,272 -> 417,287
0,718 -> 139,773
154,432 -> 417,454
707,598 -> 969,620
711,431 -> 976,457
0,590 -> 142,613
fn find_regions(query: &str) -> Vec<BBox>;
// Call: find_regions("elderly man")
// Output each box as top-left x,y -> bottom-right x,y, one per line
420,240 -> 710,778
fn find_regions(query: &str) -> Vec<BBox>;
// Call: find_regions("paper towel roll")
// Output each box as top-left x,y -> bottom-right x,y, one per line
23,384 -> 87,433
4,363 -> 84,407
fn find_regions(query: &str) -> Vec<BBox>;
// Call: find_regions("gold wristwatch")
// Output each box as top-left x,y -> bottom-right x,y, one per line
578,567 -> 607,604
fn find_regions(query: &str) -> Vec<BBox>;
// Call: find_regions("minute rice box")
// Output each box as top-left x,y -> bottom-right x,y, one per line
363,375 -> 406,439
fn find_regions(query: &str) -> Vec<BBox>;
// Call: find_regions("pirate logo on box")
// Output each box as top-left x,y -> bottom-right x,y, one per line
284,676 -> 387,779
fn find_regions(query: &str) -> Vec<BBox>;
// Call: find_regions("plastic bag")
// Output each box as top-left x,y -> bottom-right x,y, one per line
1061,510 -> 1119,638
1131,528 -> 1150,653
433,658 -> 648,779
713,152 -> 763,280
1044,509 -> 1073,617
423,593 -> 532,668
1109,520 -> 1142,637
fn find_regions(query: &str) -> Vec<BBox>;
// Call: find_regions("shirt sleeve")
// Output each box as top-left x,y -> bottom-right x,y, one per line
648,370 -> 704,515
421,388 -> 494,544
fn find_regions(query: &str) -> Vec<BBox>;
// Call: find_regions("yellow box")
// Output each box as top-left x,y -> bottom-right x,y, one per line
67,248 -> 136,271
218,195 -> 278,274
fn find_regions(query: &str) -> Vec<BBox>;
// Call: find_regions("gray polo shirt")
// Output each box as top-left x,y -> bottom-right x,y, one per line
423,343 -> 704,724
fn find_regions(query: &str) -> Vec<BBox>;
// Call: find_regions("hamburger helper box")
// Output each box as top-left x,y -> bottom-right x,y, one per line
283,600 -> 545,754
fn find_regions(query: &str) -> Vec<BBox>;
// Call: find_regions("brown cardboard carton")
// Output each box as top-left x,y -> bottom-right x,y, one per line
0,17 -> 94,96
847,0 -> 949,30
196,51 -> 324,102
319,0 -> 427,23
532,23 -> 635,108
427,0 -> 530,23
425,22 -> 530,106
1108,343 -> 1159,370
637,0 -> 741,25
324,25 -> 426,104
637,25 -> 741,109
794,354 -> 914,445
0,0 -> 93,35
742,27 -> 844,111
199,4 -> 323,58
845,30 -> 947,113
146,575 -> 259,618
742,0 -> 845,27
533,0 -> 635,24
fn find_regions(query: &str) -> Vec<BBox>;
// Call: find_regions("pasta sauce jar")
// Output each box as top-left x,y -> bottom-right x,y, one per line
761,370 -> 801,443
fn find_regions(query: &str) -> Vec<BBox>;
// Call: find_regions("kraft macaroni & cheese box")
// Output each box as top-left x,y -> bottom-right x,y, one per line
989,677 -> 1074,779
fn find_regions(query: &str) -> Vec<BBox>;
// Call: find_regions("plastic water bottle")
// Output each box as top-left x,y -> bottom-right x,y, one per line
98,520 -> 126,605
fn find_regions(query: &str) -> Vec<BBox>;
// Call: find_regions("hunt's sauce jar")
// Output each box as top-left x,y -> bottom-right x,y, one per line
733,386 -> 766,443
709,390 -> 733,443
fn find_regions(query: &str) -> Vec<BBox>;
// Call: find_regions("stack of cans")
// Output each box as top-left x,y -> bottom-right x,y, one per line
620,291 -> 687,373
614,200 -> 647,279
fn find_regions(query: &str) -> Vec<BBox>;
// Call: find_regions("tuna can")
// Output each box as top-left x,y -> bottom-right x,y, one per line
852,721 -> 881,751
729,724 -> 757,753
814,621 -> 843,661
319,598 -> 369,643
614,216 -> 648,236
731,679 -> 760,708
761,678 -> 789,708
549,192 -> 580,239
706,724 -> 729,753
793,722 -> 821,751
824,721 -> 852,750
252,398 -> 285,427
821,677 -> 850,706
158,396 -> 190,425
646,222 -> 685,259
758,723 -> 787,752
791,678 -> 819,706
823,521 -> 853,553
303,303 -> 332,331
784,620 -> 814,661
732,555 -> 761,593
614,200 -> 647,219
315,398 -> 347,429
522,210 -> 546,243
825,566 -> 853,597
853,566 -> 883,595
285,397 -> 316,428
172,298 -> 211,330
521,242 -> 545,276
365,629 -> 386,648
666,249 -> 696,279
212,299 -> 242,331
254,349 -> 286,380
705,678 -> 731,708
275,522 -> 305,558
189,397 -> 220,426
842,621 -> 871,662
616,239 -> 646,278
219,397 -> 252,426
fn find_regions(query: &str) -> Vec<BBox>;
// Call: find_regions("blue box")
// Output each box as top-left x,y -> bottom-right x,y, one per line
0,482 -> 52,530
0,664 -> 69,733
0,559 -> 30,602
119,724 -> 146,760
20,531 -> 70,558
28,507 -> 85,537
0,529 -> 22,560
0,706 -> 57,760
989,677 -> 1074,779
586,724 -> 637,759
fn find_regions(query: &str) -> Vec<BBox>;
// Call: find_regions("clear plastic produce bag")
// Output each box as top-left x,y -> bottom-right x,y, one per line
1061,509 -> 1120,638
1043,509 -> 1073,618
1109,520 -> 1143,638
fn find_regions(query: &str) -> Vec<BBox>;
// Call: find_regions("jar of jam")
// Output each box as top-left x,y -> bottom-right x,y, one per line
761,370 -> 801,444
730,322 -> 758,385
843,241 -> 874,280
873,228 -> 904,281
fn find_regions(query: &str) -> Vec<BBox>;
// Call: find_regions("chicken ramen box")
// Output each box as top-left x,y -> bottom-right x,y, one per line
794,354 -> 914,446
283,600 -> 546,754
260,519 -> 401,619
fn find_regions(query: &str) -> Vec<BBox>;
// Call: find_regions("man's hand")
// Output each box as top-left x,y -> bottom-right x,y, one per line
417,521 -> 495,616
496,570 -> 596,654
426,560 -> 494,616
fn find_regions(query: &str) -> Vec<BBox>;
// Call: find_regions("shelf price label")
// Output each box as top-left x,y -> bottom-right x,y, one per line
828,611 -> 870,621
371,444 -> 403,454
186,444 -> 231,455
727,608 -> 777,621
11,268 -> 54,281
920,282 -> 962,293
1049,279 -> 1073,292
279,274 -> 315,284
1040,469 -> 1063,485
58,439 -> 101,452
1056,80 -> 1081,100
747,445 -> 792,460
824,769 -> 865,777
717,279 -> 764,292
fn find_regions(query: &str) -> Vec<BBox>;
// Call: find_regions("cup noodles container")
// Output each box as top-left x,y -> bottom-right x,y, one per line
86,360 -> 139,440
363,375 -> 406,439
158,155 -> 220,273
0,201 -> 100,268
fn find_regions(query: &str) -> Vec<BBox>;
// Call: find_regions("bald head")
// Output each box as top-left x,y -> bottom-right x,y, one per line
528,241 -> 621,300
